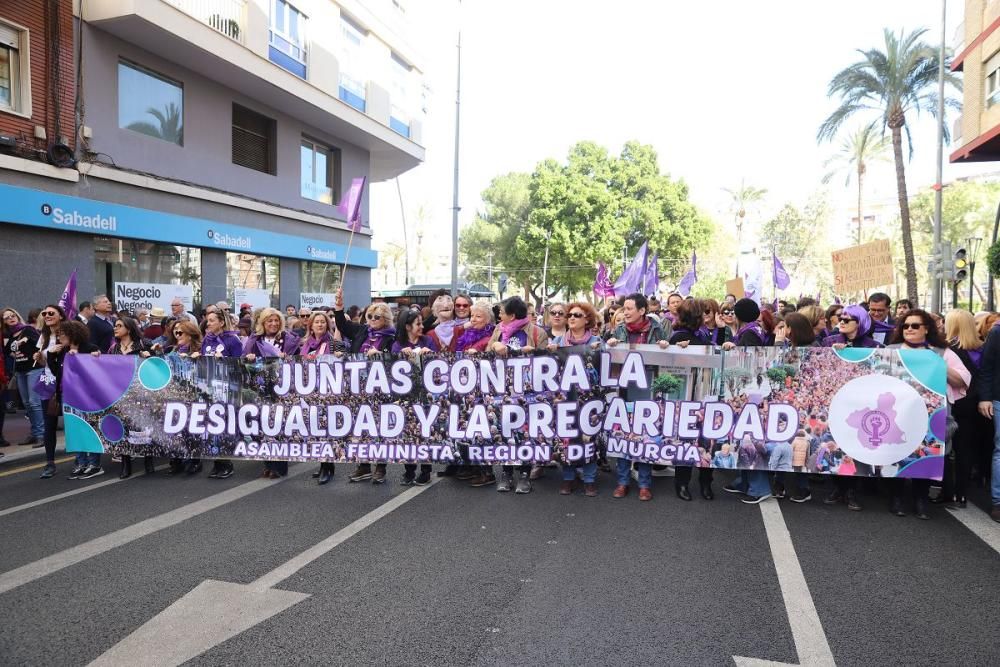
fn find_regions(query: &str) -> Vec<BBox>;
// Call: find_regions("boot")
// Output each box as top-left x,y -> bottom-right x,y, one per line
144,457 -> 155,474
318,462 -> 334,485
700,483 -> 715,500
119,455 -> 132,479
675,483 -> 692,501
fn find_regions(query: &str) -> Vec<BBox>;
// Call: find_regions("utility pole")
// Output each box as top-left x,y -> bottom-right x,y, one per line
931,0 -> 946,312
487,252 -> 494,294
541,230 -> 552,307
449,27 -> 462,298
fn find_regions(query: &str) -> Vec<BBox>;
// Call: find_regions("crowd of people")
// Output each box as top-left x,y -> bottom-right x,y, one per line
2,286 -> 999,524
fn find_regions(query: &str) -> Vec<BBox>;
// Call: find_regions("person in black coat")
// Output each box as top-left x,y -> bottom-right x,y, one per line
110,317 -> 152,478
48,321 -> 102,479
87,295 -> 116,352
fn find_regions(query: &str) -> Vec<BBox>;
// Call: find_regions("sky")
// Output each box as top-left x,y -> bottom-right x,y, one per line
369,0 -> 991,285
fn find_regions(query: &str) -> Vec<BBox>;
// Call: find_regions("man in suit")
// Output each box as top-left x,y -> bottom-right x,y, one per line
88,295 -> 115,352
75,301 -> 93,325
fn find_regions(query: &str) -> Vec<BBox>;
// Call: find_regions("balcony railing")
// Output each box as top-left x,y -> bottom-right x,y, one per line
164,0 -> 247,44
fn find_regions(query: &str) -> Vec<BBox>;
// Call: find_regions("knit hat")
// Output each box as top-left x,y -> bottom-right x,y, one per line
733,298 -> 760,324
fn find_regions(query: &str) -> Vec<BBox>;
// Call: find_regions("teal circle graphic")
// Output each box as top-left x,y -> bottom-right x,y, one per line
834,348 -> 876,363
138,357 -> 172,391
64,413 -> 106,454
897,348 -> 947,396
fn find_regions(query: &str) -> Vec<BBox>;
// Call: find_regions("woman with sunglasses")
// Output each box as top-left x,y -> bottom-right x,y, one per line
48,321 -> 103,479
699,299 -> 731,346
32,305 -> 67,478
391,310 -> 439,486
108,317 -> 153,478
3,308 -> 45,447
718,303 -> 739,341
821,304 -> 881,349
544,302 -> 569,339
334,289 -> 396,484
158,320 -> 202,475
887,309 -> 970,519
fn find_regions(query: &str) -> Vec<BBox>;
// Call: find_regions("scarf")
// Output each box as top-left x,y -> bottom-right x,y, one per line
563,330 -> 594,346
434,319 -> 460,347
456,324 -> 494,351
300,333 -> 334,356
8,323 -> 31,336
202,331 -> 239,356
736,321 -> 766,344
499,317 -> 531,343
360,326 -> 397,354
624,317 -> 652,343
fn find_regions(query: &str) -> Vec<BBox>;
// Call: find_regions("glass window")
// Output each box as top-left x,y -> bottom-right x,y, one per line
93,238 -> 202,308
338,16 -> 366,111
226,253 -> 280,308
301,261 -> 341,293
300,138 -> 340,204
0,23 -> 23,113
118,61 -> 184,145
270,0 -> 307,78
390,52 -> 411,125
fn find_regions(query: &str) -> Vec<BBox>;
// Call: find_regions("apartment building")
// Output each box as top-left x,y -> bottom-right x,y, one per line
951,0 -> 1000,163
0,0 -> 425,314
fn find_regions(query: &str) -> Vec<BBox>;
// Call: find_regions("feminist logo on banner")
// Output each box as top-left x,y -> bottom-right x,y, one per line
60,346 -> 947,479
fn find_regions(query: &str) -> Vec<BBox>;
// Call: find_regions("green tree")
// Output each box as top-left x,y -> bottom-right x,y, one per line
818,28 -> 960,303
759,195 -> 835,293
126,102 -> 183,144
821,122 -> 891,245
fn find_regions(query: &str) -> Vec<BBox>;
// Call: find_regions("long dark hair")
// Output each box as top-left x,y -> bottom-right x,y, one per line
115,316 -> 143,347
38,304 -> 67,349
396,310 -> 422,344
890,308 -> 946,348
783,312 -> 816,346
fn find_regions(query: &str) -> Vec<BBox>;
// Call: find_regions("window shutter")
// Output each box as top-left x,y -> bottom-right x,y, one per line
0,24 -> 20,49
232,105 -> 273,174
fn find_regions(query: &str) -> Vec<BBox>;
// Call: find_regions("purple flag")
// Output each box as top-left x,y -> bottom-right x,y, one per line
772,252 -> 790,290
337,176 -> 367,232
593,262 -> 615,297
613,242 -> 648,297
677,251 -> 697,296
834,295 -> 842,305
643,252 -> 659,296
59,269 -> 78,321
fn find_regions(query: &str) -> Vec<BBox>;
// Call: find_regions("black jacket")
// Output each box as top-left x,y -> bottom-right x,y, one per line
333,309 -> 393,355
977,326 -> 1000,403
88,315 -> 115,353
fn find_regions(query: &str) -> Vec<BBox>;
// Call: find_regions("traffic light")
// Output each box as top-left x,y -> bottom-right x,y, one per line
929,241 -> 951,280
954,247 -> 968,281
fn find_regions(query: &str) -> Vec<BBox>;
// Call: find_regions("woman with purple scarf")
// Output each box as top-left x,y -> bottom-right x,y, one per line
392,310 -> 438,486
297,311 -> 344,359
199,310 -> 243,480
110,316 -> 152,479
243,308 -> 300,361
333,289 -> 396,484
821,304 -> 882,349
455,302 -> 495,355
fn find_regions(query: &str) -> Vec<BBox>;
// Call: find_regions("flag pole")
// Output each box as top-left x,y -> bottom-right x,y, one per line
341,227 -> 356,288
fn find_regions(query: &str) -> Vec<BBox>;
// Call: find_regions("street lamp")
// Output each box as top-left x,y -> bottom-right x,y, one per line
969,236 -> 983,310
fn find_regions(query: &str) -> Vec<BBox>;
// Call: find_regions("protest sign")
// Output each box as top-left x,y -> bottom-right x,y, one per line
115,282 -> 193,314
300,292 -> 336,309
234,288 -> 270,310
725,278 -> 745,300
60,347 -> 946,479
831,239 -> 895,293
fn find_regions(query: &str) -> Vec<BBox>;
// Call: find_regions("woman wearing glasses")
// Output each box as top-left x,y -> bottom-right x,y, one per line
108,317 -> 152,478
699,299 -> 731,346
544,302 -> 569,339
3,308 -> 45,447
887,309 -> 970,519
158,320 -> 202,475
821,304 -> 881,349
334,289 -> 396,484
32,305 -> 67,478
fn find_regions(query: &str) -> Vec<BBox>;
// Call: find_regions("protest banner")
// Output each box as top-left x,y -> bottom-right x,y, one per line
234,288 -> 270,310
115,282 -> 193,314
300,292 -> 336,309
60,347 -> 946,479
831,239 -> 895,293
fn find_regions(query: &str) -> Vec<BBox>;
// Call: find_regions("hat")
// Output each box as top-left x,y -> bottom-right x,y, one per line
733,298 -> 760,324
240,302 -> 252,310
150,307 -> 166,318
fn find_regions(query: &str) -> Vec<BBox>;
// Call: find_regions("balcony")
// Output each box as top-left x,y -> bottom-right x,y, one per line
80,0 -> 424,180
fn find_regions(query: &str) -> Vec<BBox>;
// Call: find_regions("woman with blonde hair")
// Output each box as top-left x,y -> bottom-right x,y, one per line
243,307 -> 300,359
797,305 -> 827,341
298,311 -> 345,357
940,309 -> 985,507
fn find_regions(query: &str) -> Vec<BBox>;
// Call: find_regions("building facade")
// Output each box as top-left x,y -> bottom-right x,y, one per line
0,0 -> 425,316
951,0 -> 1000,162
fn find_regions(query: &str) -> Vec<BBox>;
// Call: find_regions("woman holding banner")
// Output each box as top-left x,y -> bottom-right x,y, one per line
333,289 -> 395,484
298,311 -> 344,359
888,309 -> 970,519
456,302 -> 498,487
160,320 -> 202,475
392,310 -> 438,486
821,304 -> 880,349
547,301 -> 602,496
700,299 -> 731,346
200,310 -> 243,480
243,308 -> 300,481
110,317 -> 152,479
48,321 -> 102,480
33,305 -> 67,479
425,294 -> 462,353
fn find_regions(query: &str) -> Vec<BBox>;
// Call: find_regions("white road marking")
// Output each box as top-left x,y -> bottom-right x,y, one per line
733,500 -> 836,667
0,466 -> 165,518
0,465 -> 307,595
89,479 -> 439,667
946,506 -> 1000,556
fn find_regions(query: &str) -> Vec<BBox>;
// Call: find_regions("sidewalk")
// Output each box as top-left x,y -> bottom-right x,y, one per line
1,409 -> 67,464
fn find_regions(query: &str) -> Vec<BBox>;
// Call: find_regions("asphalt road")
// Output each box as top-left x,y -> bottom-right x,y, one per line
0,453 -> 998,666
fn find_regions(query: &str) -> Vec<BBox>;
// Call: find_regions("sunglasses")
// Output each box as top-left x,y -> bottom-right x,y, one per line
721,310 -> 734,316
455,303 -> 471,308
173,329 -> 185,335
840,317 -> 858,324
366,314 -> 382,321
550,311 -> 565,317
902,322 -> 924,330
568,312 -> 585,319
42,311 -> 59,317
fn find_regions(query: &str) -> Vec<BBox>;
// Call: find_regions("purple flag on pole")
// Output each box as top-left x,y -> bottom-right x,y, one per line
593,262 -> 615,297
772,252 -> 791,290
337,176 -> 367,232
613,242 -> 648,297
834,295 -> 842,305
643,252 -> 659,296
677,251 -> 697,296
58,269 -> 78,321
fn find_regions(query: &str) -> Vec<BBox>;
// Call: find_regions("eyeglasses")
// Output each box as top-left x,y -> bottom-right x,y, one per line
568,312 -> 586,319
366,314 -> 382,321
455,303 -> 471,308
42,311 -> 58,317
550,311 -> 565,317
902,322 -> 924,330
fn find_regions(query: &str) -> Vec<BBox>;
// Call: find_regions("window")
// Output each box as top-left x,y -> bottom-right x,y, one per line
301,138 -> 340,204
389,52 -> 411,137
301,261 -> 341,293
94,238 -> 202,308
118,61 -> 184,145
0,21 -> 29,116
232,104 -> 276,174
338,16 -> 366,112
226,253 -> 280,308
986,52 -> 1000,108
269,0 -> 307,79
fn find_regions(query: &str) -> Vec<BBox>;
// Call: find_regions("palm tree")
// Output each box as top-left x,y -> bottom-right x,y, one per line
822,122 -> 891,245
818,28 -> 960,303
126,102 -> 183,144
723,179 -> 767,277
